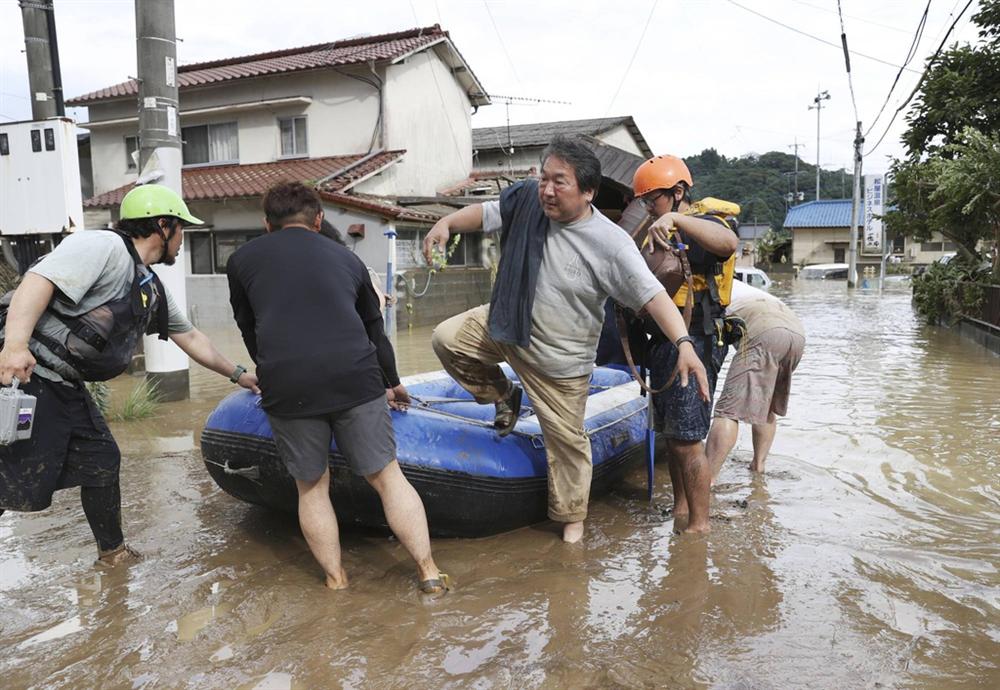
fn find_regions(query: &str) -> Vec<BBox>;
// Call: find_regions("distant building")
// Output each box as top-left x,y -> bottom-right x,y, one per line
473,116 -> 652,172
783,199 -> 956,268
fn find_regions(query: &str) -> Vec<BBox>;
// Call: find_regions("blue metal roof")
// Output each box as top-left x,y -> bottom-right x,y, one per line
783,200 -> 863,228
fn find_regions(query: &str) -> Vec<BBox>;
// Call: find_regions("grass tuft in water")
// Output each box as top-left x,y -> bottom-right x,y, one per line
84,381 -> 111,416
113,378 -> 161,421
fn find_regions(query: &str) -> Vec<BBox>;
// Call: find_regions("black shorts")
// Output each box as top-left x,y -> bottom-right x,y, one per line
0,376 -> 120,512
267,394 -> 396,483
649,336 -> 728,441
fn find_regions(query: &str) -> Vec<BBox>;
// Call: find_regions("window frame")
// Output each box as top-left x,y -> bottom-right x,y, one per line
278,115 -> 308,158
181,121 -> 240,167
124,135 -> 139,171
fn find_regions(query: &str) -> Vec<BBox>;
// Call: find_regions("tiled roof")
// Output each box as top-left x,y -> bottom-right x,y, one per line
83,151 -> 404,208
438,169 -> 535,196
473,116 -> 654,159
442,136 -> 644,196
783,199 -> 863,228
68,25 -> 488,106
320,191 -> 442,224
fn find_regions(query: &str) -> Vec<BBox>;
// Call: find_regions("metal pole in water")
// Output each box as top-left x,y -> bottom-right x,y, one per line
384,224 -> 397,345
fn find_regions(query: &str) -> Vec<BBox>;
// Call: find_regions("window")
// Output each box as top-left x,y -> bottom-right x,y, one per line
182,122 -> 238,166
892,235 -> 905,253
187,230 -> 264,275
834,248 -> 846,263
279,116 -> 307,157
125,135 -> 139,170
30,130 -> 42,152
189,234 -> 214,275
0,133 -> 8,156
942,241 -> 958,251
921,241 -> 944,252
396,227 -> 483,268
44,128 -> 55,151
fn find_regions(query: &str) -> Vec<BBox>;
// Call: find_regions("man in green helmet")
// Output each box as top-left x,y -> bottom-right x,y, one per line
0,184 -> 260,567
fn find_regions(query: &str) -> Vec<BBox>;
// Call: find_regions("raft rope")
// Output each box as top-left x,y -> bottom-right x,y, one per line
203,457 -> 262,484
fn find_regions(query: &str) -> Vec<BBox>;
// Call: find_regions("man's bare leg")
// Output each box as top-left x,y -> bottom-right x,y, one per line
295,470 -> 348,589
706,417 -> 739,485
562,521 -> 584,543
666,450 -> 689,517
669,439 -> 711,533
366,461 -> 440,583
750,416 -> 778,473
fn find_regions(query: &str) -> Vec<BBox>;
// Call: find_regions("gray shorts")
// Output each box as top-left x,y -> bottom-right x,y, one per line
267,394 -> 396,482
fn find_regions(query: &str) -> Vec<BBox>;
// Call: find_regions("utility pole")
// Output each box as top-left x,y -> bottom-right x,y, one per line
847,121 -> 863,288
136,0 -> 190,400
19,0 -> 64,119
787,138 -> 803,197
808,90 -> 830,201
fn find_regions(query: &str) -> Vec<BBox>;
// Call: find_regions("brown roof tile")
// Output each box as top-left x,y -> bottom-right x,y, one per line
68,26 -> 448,106
83,151 -> 404,208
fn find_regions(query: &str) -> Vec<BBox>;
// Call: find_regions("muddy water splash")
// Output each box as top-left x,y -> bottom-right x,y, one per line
1,281 -> 997,688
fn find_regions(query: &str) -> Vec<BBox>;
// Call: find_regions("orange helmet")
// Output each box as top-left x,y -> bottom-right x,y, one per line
632,155 -> 693,197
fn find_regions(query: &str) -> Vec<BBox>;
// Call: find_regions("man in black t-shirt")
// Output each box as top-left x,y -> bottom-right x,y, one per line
226,182 -> 447,594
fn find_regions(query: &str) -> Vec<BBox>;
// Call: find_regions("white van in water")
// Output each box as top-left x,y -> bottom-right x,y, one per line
733,266 -> 772,288
798,263 -> 849,280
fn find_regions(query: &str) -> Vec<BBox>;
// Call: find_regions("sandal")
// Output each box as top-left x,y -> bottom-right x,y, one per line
494,384 -> 523,437
96,543 -> 144,567
419,572 -> 452,595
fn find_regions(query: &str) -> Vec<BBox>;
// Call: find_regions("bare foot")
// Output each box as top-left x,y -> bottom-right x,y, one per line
325,567 -> 349,590
96,543 -> 143,567
562,521 -> 584,543
682,521 -> 710,534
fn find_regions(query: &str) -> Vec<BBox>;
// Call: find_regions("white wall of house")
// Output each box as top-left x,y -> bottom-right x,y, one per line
84,68 -> 381,196
792,226 -> 956,266
82,49 -> 473,198
791,227 -> 850,265
597,124 -> 645,156
382,48 -> 472,195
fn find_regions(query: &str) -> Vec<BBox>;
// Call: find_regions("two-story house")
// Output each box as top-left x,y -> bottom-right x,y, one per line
68,25 -> 489,326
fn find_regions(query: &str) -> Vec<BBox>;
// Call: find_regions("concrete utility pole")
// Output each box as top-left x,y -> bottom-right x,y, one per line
19,0 -> 64,119
847,121 -> 863,288
136,0 -> 190,400
808,90 -> 830,201
787,138 -> 803,198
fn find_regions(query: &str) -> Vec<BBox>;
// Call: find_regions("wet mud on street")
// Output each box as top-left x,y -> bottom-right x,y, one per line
1,280 -> 998,688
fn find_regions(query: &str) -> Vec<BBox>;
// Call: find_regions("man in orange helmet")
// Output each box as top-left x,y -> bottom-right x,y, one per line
631,155 -> 739,533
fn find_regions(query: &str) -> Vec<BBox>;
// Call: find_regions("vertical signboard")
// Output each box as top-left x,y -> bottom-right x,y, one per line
863,174 -> 884,255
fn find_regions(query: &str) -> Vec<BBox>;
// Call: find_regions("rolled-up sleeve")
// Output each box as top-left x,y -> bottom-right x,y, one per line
481,201 -> 502,235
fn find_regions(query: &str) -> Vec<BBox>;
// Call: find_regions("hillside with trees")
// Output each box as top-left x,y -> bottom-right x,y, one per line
682,149 -> 850,233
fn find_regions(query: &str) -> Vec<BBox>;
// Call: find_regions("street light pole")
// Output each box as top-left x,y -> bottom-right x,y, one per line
808,90 -> 830,200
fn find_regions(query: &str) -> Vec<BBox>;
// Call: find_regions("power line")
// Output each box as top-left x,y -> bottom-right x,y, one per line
786,0 -> 911,35
725,0 -> 921,73
863,0 -> 932,138
836,0 -> 860,123
605,0 -> 658,116
482,1 -> 521,86
864,0 -> 975,157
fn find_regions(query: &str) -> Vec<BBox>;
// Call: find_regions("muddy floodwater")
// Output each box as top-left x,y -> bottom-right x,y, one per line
1,280 -> 997,689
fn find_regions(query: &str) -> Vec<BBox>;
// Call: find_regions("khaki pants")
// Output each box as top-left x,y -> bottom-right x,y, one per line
431,305 -> 592,523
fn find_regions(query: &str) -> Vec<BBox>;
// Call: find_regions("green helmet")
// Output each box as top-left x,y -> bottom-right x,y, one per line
120,184 -> 203,225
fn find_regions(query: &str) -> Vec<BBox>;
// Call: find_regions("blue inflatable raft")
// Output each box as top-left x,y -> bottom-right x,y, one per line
201,366 -> 647,537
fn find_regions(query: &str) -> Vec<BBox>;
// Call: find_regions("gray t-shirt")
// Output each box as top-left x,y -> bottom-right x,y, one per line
6,229 -> 193,382
483,201 -> 664,377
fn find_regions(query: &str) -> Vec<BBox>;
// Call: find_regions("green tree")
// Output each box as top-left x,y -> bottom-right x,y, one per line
885,0 -> 1000,278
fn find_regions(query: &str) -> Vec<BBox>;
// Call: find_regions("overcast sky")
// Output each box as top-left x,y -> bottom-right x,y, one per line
0,0 -> 984,175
